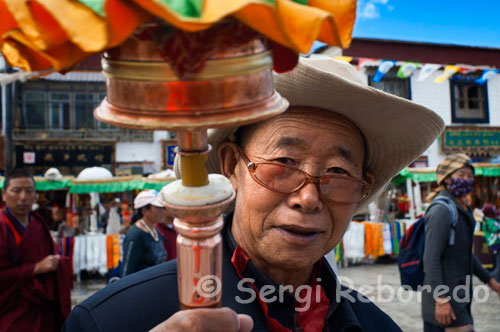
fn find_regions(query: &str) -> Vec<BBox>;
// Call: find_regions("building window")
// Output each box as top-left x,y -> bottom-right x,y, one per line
21,90 -> 117,130
74,92 -> 96,129
368,70 -> 411,99
450,79 -> 489,124
49,92 -> 71,129
96,93 -> 116,130
23,91 -> 47,129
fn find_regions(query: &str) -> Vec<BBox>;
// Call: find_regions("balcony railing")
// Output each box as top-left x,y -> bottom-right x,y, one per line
13,128 -> 154,142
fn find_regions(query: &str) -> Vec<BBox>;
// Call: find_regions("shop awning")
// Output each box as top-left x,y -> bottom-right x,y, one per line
394,163 -> 500,184
69,176 -> 174,193
0,176 -> 174,193
0,176 -> 73,191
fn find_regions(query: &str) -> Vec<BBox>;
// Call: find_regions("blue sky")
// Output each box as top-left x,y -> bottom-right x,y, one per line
353,0 -> 500,48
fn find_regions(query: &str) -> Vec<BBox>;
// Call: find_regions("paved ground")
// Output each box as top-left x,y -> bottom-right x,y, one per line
71,263 -> 500,331
71,279 -> 107,308
337,263 -> 500,332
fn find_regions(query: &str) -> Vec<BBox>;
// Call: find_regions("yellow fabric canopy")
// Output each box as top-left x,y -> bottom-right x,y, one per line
0,0 -> 356,73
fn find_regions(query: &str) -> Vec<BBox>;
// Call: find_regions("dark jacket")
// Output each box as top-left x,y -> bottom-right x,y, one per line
121,224 -> 166,276
64,215 -> 401,332
422,190 -> 491,326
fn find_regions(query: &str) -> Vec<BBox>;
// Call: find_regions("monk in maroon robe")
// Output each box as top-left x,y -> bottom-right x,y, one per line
0,169 -> 72,332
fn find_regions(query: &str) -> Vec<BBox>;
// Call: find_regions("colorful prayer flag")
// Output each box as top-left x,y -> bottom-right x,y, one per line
372,60 -> 396,82
458,65 -> 476,74
397,62 -> 419,79
475,69 -> 499,85
334,56 -> 353,63
356,58 -> 378,71
417,63 -> 440,81
434,65 -> 459,83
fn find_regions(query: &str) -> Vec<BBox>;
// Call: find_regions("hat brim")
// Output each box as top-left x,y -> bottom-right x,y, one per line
176,58 -> 444,212
151,200 -> 165,208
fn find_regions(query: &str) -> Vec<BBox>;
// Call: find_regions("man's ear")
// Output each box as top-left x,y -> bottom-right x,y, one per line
218,142 -> 240,192
363,171 -> 375,187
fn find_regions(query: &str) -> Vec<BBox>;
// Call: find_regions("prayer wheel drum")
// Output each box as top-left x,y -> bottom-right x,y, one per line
95,33 -> 288,130
94,25 -> 288,309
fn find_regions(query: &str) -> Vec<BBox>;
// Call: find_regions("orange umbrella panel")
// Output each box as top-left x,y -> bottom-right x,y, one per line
0,0 -> 356,74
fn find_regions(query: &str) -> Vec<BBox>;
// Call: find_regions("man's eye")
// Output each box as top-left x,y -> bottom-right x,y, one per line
273,158 -> 296,166
327,167 -> 348,175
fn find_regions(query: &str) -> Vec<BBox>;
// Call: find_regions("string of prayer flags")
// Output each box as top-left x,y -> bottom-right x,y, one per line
417,63 -> 440,81
373,60 -> 396,82
397,62 -> 419,78
334,56 -> 353,63
458,65 -> 476,74
475,69 -> 499,85
434,65 -> 460,83
356,58 -> 378,70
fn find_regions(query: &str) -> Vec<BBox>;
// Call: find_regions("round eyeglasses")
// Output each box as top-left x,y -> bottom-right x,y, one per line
238,148 -> 371,204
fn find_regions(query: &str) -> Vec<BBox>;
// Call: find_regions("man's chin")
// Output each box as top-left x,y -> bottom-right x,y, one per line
263,251 -> 323,271
12,207 -> 31,214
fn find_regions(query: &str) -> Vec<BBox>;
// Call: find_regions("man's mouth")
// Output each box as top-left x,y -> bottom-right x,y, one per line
274,225 -> 322,243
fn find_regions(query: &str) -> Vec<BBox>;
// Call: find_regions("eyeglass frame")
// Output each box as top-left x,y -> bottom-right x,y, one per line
236,146 -> 372,204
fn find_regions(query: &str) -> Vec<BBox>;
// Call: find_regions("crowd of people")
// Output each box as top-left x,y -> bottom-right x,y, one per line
0,170 -> 177,331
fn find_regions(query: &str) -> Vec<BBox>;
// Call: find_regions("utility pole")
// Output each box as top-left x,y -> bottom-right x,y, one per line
1,56 -> 13,173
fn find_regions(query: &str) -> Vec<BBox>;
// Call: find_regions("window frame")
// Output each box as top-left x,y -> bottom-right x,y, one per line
96,92 -> 117,131
23,90 -> 47,130
21,89 -> 115,131
49,91 -> 72,130
450,77 -> 489,124
74,92 -> 97,130
367,68 -> 412,100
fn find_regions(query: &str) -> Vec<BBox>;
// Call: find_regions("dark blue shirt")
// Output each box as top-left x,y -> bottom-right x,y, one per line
121,224 -> 166,277
64,215 -> 401,332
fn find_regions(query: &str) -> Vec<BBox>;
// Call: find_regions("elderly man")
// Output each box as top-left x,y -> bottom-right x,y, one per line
0,168 -> 72,331
63,58 -> 444,332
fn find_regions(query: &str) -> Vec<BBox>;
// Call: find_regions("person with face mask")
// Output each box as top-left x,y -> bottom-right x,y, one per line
422,154 -> 500,332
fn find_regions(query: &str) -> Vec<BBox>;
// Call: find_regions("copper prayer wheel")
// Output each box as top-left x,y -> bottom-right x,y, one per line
95,31 -> 288,130
95,23 -> 288,310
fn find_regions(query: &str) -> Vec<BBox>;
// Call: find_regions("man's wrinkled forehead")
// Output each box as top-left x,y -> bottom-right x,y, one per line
272,135 -> 356,163
236,107 -> 367,161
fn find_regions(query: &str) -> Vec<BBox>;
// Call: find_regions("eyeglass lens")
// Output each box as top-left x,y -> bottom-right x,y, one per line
252,163 -> 367,203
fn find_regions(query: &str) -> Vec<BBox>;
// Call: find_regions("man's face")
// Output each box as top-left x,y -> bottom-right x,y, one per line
2,177 -> 36,217
222,107 -> 370,273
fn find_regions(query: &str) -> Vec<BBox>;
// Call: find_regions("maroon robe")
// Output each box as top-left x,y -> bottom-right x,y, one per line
155,223 -> 177,262
0,210 -> 72,332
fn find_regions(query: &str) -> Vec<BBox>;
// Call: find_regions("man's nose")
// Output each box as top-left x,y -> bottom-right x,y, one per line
19,190 -> 30,200
287,181 -> 323,213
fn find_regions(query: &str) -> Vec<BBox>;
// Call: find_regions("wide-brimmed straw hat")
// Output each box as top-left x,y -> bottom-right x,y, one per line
175,57 -> 444,210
